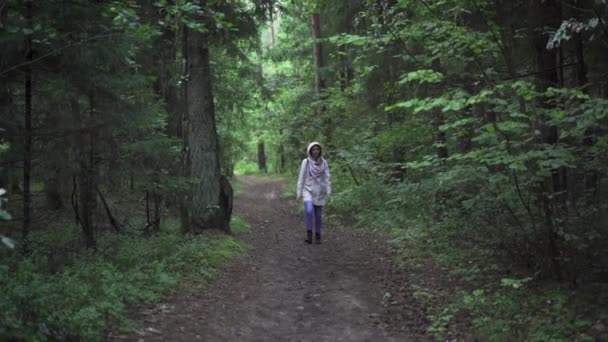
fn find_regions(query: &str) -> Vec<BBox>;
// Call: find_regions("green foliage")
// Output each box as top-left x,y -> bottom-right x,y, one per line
234,160 -> 260,175
333,177 -> 606,340
457,284 -> 600,341
398,69 -> 444,85
0,222 -> 244,341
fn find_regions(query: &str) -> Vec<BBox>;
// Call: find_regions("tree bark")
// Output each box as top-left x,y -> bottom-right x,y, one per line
257,141 -> 267,173
311,13 -> 324,95
276,142 -> 286,174
76,93 -> 98,249
22,0 -> 33,250
45,167 -> 64,210
270,8 -> 276,48
533,0 -> 563,280
429,58 -> 448,221
153,188 -> 161,233
184,26 -> 231,232
180,25 -> 190,234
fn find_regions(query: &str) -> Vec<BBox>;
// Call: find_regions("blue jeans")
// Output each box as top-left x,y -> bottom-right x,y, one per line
304,201 -> 322,234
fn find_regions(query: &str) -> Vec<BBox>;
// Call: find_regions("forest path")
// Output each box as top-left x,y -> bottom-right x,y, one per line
119,176 -> 427,341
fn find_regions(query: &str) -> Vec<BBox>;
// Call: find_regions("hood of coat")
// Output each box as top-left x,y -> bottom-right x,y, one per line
307,142 -> 322,157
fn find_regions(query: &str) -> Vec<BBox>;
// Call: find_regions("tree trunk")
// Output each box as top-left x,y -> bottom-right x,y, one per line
106,136 -> 121,192
180,25 -> 190,234
311,12 -> 333,148
0,86 -> 14,197
45,114 -> 75,209
257,141 -> 267,173
533,0 -> 563,280
184,26 -> 231,232
153,188 -> 161,233
276,141 -> 286,174
430,58 -> 448,221
78,144 -> 96,249
270,9 -> 276,48
76,93 -> 99,249
574,33 -> 588,87
339,1 -> 353,91
45,168 -> 64,210
22,0 -> 33,250
311,13 -> 324,95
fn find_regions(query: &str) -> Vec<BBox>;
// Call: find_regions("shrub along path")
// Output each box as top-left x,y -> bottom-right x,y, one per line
116,176 -> 428,341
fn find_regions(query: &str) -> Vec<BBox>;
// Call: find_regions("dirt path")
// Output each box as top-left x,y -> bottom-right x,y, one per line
119,176 -> 427,341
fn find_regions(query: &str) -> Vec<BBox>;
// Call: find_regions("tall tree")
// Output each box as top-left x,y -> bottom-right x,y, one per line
184,24 -> 231,231
532,0 -> 563,279
21,0 -> 33,251
311,12 -> 324,95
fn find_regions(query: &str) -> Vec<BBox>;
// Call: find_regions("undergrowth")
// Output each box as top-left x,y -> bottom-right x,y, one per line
330,178 -> 608,341
0,217 -> 246,341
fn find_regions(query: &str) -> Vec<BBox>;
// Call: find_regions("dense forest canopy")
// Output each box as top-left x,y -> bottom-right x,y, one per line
1,0 -> 607,340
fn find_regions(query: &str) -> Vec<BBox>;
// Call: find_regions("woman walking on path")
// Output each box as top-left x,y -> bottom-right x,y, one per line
296,142 -> 332,244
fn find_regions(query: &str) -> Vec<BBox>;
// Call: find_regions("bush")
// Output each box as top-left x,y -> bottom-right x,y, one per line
0,221 -> 244,341
330,177 -> 607,341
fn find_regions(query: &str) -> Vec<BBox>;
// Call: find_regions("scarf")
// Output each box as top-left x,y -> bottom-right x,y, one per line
307,157 -> 326,178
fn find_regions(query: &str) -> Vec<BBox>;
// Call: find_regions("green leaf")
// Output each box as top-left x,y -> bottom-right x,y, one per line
398,69 -> 444,84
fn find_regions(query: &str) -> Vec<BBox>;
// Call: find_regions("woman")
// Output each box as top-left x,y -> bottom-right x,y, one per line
296,142 -> 332,244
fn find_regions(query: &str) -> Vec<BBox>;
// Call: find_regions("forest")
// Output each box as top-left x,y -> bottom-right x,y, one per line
1,0 -> 607,340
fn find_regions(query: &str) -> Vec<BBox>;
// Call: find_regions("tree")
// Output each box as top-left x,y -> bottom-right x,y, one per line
183,16 -> 231,232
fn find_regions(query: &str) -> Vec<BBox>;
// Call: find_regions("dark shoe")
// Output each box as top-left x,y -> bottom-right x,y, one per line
305,231 -> 313,244
315,233 -> 321,244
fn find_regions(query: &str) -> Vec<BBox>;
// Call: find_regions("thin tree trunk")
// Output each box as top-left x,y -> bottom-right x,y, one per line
574,33 -> 588,87
311,13 -> 324,95
276,140 -> 285,174
45,167 -> 63,210
311,12 -> 333,147
145,190 -> 150,227
78,144 -> 95,248
430,58 -> 448,221
180,25 -> 190,234
257,141 -> 267,173
533,0 -> 563,280
339,1 -> 353,90
153,187 -> 161,233
270,9 -> 276,48
22,0 -> 33,251
76,93 -> 98,249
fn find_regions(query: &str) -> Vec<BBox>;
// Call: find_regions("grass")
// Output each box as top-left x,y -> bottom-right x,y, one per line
230,215 -> 251,234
